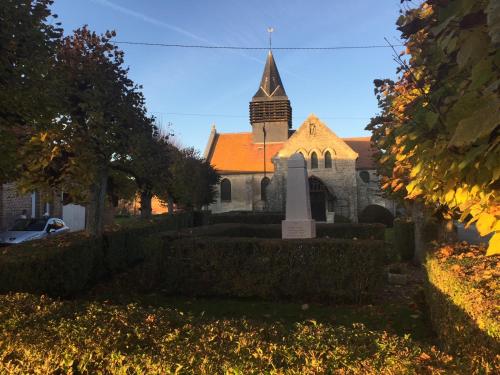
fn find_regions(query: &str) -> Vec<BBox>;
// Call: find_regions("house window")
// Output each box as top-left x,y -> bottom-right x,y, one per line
220,178 -> 231,201
311,152 -> 318,169
324,151 -> 332,168
261,177 -> 270,201
360,171 -> 370,183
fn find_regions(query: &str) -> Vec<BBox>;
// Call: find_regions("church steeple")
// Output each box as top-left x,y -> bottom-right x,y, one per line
253,51 -> 287,99
250,50 -> 292,143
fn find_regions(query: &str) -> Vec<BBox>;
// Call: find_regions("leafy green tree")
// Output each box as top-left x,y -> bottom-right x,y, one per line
368,0 -> 499,255
167,148 -> 219,210
112,118 -> 175,219
20,27 -> 146,235
0,0 -> 62,183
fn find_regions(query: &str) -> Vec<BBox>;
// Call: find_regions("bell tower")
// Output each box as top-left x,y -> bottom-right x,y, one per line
249,50 -> 292,143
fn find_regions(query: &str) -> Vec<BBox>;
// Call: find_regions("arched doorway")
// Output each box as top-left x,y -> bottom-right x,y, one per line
309,176 -> 328,222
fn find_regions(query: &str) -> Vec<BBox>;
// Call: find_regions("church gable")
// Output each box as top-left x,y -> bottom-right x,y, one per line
277,114 -> 358,160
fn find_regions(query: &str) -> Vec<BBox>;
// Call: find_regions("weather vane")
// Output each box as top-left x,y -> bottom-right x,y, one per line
267,27 -> 274,50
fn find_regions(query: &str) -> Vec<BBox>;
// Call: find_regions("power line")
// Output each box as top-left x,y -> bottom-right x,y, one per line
153,111 -> 369,120
112,40 -> 403,51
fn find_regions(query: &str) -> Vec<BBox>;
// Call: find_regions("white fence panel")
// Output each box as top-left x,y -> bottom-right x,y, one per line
62,204 -> 86,232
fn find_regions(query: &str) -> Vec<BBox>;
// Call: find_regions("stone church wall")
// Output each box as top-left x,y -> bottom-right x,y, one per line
356,170 -> 396,215
267,156 -> 359,222
209,173 -> 270,213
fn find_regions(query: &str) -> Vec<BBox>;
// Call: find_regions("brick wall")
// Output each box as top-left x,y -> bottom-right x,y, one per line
0,183 -> 33,231
0,184 -> 64,231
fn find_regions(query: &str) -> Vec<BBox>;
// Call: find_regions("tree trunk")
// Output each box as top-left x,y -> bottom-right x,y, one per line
167,195 -> 174,215
412,201 -> 426,264
86,168 -> 108,237
140,190 -> 152,219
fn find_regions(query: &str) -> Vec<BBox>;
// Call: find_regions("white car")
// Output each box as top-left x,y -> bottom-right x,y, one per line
0,217 -> 70,246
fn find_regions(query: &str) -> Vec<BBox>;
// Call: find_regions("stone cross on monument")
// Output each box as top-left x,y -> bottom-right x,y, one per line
282,153 -> 316,239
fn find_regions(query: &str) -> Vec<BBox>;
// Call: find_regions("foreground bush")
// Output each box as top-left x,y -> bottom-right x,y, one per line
0,293 -> 463,374
157,237 -> 385,303
425,243 -> 499,370
0,213 -> 192,297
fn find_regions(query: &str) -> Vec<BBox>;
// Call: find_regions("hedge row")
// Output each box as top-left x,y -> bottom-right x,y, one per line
153,237 -> 386,303
425,244 -> 499,369
0,212 -> 193,297
209,212 -> 353,225
177,223 -> 385,241
393,218 -> 415,261
209,212 -> 284,225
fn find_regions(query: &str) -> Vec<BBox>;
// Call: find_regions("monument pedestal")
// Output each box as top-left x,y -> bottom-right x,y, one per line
282,219 -> 316,239
281,153 -> 316,239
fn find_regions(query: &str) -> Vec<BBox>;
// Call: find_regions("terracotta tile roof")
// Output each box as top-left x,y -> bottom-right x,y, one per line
208,133 -> 377,173
342,137 -> 377,170
208,132 -> 284,173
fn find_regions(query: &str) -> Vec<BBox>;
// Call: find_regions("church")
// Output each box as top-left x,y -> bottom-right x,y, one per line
203,50 -> 395,222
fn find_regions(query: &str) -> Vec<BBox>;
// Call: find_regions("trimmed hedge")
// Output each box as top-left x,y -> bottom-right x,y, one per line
177,223 -> 385,241
393,218 -> 415,261
0,212 -> 193,297
425,244 -> 499,369
156,237 -> 386,303
209,212 -> 284,225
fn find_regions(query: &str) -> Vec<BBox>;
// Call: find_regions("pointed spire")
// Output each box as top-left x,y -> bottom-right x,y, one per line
253,50 -> 287,99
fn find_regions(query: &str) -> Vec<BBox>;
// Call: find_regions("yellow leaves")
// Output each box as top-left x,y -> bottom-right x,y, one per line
445,190 -> 455,204
476,213 -> 497,236
486,232 -> 500,256
406,181 -> 423,198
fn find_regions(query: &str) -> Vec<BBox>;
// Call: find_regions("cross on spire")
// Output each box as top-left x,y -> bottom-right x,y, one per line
267,27 -> 274,50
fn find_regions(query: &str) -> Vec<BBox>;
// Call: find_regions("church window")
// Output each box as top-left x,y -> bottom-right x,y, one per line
220,178 -> 232,201
261,177 -> 270,201
311,152 -> 318,169
360,171 -> 370,183
324,151 -> 332,168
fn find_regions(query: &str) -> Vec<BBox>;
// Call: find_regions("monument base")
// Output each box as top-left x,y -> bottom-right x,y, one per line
282,220 -> 316,239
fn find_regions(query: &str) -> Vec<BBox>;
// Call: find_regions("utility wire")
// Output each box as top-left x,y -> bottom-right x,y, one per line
112,40 -> 403,50
153,111 -> 369,120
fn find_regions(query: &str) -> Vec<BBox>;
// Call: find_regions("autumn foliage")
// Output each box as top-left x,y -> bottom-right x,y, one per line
367,0 -> 499,254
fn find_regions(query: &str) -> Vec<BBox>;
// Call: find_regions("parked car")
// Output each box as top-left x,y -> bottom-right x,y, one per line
0,217 -> 70,246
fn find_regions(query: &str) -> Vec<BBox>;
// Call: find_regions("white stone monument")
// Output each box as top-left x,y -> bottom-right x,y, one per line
282,153 -> 316,239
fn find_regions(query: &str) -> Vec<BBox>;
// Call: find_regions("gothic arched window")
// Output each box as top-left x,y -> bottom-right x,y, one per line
311,152 -> 318,169
220,178 -> 232,201
261,177 -> 270,201
324,151 -> 332,168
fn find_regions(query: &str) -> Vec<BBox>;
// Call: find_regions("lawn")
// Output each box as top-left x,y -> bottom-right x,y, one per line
0,286 -> 468,374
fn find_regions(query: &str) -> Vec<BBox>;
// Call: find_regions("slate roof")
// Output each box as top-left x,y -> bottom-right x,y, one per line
207,133 -> 376,173
252,51 -> 287,100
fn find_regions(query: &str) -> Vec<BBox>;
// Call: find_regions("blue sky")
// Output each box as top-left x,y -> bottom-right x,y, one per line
51,0 -> 404,152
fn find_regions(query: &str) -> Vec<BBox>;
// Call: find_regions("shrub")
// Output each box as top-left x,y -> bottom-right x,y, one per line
359,205 -> 394,227
156,237 -> 386,303
209,211 -> 284,225
333,214 -> 351,223
0,213 -> 193,297
425,243 -> 499,369
394,219 -> 415,261
177,223 -> 385,241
